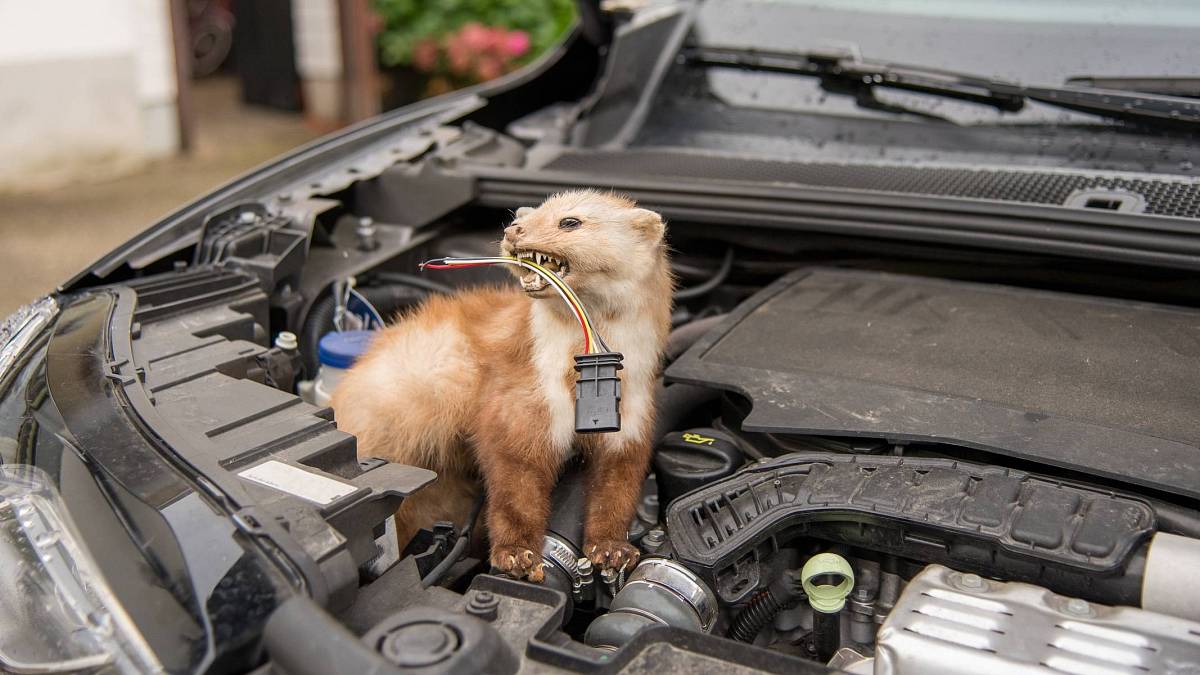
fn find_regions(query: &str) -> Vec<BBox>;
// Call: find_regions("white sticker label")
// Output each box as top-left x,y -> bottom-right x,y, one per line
239,460 -> 356,506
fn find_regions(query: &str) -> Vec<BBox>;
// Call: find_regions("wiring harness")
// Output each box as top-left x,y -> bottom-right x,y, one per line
420,256 -> 624,432
420,256 -> 609,353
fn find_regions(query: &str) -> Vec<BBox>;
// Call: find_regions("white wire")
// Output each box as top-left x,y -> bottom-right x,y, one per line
347,287 -> 385,328
430,256 -> 608,352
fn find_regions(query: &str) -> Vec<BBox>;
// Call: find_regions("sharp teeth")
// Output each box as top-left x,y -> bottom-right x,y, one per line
537,252 -> 546,265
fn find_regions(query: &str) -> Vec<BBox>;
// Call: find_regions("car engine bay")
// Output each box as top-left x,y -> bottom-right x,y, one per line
71,189 -> 1200,674
17,6 -> 1200,671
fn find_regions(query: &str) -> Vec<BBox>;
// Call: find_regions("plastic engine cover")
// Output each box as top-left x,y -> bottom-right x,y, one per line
664,454 -> 1154,604
664,267 -> 1200,500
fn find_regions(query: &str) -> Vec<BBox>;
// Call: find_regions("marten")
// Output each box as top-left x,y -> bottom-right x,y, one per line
332,190 -> 673,581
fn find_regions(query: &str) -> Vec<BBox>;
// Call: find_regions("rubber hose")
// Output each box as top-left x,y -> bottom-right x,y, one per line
301,294 -> 337,376
674,249 -> 734,301
812,609 -> 841,662
729,589 -> 788,642
665,314 -> 728,363
419,536 -> 468,589
545,459 -> 588,550
373,272 -> 454,295
672,259 -> 722,280
1148,498 -> 1200,538
359,283 -> 434,313
420,492 -> 486,588
300,283 -> 431,375
728,569 -> 804,642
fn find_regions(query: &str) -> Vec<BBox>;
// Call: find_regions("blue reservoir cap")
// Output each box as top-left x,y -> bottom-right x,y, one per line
318,330 -> 377,369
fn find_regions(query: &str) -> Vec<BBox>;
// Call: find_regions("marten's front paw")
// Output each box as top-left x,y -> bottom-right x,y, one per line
586,540 -> 640,574
490,545 -> 545,583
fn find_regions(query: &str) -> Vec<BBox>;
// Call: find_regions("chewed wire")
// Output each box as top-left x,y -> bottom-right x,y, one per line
419,256 -> 610,354
420,256 -> 607,353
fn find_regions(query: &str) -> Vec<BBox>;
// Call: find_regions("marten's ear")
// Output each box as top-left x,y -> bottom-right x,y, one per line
515,206 -> 535,219
630,208 -> 665,240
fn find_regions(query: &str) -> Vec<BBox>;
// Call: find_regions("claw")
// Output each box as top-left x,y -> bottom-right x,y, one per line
585,540 -> 640,574
529,562 -> 545,583
490,545 -> 546,583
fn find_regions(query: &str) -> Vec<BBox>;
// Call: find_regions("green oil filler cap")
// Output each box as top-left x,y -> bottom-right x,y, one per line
801,553 -> 855,613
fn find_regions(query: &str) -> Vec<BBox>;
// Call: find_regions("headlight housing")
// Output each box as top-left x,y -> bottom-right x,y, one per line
0,464 -> 163,674
0,296 -> 57,384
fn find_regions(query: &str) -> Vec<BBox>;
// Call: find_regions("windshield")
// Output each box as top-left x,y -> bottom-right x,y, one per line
693,0 -> 1200,124
757,0 -> 1200,26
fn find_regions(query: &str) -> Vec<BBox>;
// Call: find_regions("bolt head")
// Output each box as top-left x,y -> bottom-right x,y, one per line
1065,598 -> 1091,615
465,590 -> 499,621
959,573 -> 984,589
577,557 -> 593,575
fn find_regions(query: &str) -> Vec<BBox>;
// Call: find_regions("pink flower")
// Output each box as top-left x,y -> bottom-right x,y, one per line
412,38 -> 439,72
459,22 -> 490,52
502,30 -> 531,58
444,30 -> 472,75
475,54 -> 503,81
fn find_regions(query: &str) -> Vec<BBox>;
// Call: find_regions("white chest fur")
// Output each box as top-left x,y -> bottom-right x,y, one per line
530,303 -> 584,455
596,317 -> 659,445
530,302 -> 660,454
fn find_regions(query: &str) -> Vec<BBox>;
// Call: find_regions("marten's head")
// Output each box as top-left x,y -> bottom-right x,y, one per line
500,190 -> 667,303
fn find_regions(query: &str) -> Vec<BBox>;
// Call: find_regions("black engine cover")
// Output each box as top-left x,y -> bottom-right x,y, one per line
665,267 -> 1200,499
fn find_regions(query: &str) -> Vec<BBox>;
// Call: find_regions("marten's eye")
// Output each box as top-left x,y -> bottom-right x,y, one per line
558,217 -> 582,231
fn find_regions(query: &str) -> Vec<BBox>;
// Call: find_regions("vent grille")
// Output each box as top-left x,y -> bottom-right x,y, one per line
544,149 -> 1200,218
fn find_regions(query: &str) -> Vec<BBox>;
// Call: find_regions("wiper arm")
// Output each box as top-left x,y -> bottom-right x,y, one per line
1065,76 -> 1200,99
686,46 -> 1200,128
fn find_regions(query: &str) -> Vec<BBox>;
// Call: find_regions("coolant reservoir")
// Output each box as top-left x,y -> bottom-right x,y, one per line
313,330 -> 376,406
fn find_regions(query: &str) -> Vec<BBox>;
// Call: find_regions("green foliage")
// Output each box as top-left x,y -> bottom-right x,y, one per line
374,0 -> 577,69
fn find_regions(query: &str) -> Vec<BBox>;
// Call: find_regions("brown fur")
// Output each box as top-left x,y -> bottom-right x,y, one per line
332,190 -> 673,580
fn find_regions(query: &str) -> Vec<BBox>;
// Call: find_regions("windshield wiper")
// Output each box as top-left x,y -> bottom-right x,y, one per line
1065,76 -> 1200,99
685,46 -> 1200,128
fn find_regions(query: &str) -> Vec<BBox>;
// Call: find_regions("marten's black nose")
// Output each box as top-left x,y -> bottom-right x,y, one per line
504,224 -> 524,239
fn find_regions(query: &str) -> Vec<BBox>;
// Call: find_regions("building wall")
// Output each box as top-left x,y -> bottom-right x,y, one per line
0,0 -> 179,190
291,0 -> 343,124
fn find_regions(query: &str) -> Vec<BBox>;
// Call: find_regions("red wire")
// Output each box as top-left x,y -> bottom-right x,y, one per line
421,261 -> 592,353
571,304 -> 591,353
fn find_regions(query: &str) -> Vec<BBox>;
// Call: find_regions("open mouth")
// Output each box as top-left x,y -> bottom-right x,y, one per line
513,249 -> 570,293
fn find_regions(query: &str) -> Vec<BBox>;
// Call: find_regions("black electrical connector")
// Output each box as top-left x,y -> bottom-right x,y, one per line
574,352 -> 623,433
